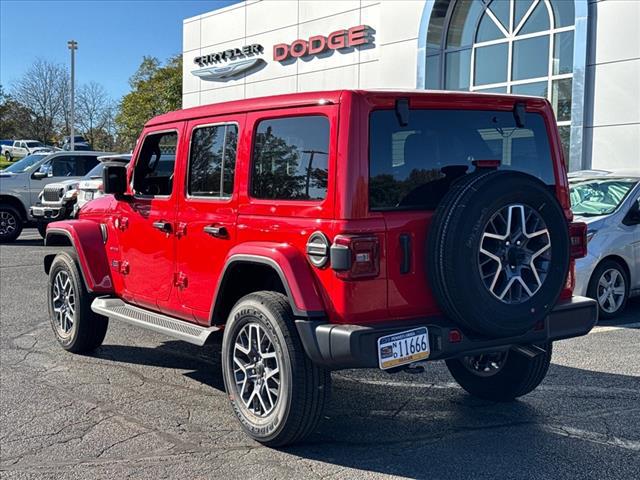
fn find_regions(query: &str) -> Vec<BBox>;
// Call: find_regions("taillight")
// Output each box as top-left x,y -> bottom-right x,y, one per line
330,235 -> 380,280
569,222 -> 587,258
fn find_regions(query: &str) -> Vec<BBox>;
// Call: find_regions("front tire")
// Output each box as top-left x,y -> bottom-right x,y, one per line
221,291 -> 331,447
36,222 -> 48,239
446,343 -> 552,401
0,205 -> 23,243
587,259 -> 629,319
47,251 -> 109,353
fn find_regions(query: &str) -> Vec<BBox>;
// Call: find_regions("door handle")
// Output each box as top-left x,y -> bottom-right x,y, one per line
204,225 -> 228,238
152,221 -> 172,233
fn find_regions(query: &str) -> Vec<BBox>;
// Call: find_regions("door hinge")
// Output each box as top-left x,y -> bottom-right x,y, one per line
115,216 -> 129,231
119,261 -> 130,275
176,222 -> 188,238
173,272 -> 188,289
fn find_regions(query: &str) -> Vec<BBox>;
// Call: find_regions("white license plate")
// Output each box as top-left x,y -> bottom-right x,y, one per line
377,327 -> 430,370
84,191 -> 94,201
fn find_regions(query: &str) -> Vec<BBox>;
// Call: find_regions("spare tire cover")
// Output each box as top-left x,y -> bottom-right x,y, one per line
427,170 -> 570,338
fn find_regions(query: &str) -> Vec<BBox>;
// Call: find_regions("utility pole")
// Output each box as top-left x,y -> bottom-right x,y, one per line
67,40 -> 78,151
302,150 -> 328,198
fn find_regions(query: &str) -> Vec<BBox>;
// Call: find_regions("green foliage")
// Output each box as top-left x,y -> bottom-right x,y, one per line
116,55 -> 182,150
0,85 -> 35,140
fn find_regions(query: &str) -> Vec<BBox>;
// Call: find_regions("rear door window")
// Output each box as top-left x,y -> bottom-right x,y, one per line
188,124 -> 238,198
251,115 -> 329,201
369,109 -> 555,210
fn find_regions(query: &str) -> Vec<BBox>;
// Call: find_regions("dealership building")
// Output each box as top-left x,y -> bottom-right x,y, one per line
182,0 -> 639,172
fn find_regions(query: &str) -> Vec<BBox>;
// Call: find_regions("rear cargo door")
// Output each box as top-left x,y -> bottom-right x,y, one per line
369,107 -> 557,318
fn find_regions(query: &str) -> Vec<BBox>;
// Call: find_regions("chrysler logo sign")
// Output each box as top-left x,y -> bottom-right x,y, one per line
193,44 -> 265,81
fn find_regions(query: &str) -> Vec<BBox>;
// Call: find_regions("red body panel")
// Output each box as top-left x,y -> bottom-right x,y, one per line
46,219 -> 114,293
63,89 -> 574,328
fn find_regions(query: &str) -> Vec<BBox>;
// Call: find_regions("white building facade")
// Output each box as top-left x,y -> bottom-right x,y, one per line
183,0 -> 640,171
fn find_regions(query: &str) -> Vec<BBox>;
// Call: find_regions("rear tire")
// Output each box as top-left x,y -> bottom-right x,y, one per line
0,205 -> 23,243
47,251 -> 109,353
221,291 -> 331,447
446,343 -> 552,401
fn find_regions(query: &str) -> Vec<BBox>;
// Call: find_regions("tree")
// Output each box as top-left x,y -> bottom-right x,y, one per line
76,81 -> 109,148
0,86 -> 33,139
11,59 -> 68,143
115,55 -> 182,149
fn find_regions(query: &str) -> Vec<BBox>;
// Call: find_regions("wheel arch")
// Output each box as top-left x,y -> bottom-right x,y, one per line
210,244 -> 326,326
590,255 -> 631,286
0,195 -> 28,222
44,220 -> 114,293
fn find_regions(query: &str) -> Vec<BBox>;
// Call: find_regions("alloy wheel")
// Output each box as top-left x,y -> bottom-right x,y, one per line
478,204 -> 551,304
232,322 -> 281,417
597,268 -> 626,314
52,270 -> 75,338
0,211 -> 17,237
461,352 -> 508,377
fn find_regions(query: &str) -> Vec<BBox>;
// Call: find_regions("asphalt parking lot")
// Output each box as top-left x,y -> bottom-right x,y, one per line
1,229 -> 639,480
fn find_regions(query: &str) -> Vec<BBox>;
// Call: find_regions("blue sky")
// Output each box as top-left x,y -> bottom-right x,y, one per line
0,0 -> 240,101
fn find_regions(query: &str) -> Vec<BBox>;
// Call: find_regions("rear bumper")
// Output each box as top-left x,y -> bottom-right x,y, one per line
295,296 -> 598,370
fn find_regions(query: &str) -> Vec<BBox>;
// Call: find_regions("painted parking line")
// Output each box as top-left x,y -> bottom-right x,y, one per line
591,322 -> 640,333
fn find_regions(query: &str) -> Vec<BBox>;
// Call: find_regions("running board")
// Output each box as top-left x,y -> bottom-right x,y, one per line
91,297 -> 219,346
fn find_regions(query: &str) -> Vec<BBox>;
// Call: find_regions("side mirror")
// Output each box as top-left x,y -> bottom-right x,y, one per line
623,201 -> 640,226
32,171 -> 47,179
103,162 -> 128,196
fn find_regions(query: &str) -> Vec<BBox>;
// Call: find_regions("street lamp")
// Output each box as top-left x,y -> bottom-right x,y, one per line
67,40 -> 77,151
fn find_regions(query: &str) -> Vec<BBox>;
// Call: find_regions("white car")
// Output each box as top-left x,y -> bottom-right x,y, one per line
77,154 -> 132,210
2,140 -> 52,161
570,170 -> 640,318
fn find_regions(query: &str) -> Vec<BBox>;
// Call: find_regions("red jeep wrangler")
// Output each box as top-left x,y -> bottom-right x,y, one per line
44,90 -> 597,446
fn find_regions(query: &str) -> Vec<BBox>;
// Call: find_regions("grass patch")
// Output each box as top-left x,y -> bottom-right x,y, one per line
0,155 -> 10,170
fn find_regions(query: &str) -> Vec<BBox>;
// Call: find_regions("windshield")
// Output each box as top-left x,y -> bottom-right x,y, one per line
2,154 -> 46,173
570,177 -> 638,216
84,162 -> 104,179
26,141 -> 44,148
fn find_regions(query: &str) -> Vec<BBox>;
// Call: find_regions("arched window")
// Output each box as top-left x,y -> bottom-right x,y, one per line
424,0 -> 576,164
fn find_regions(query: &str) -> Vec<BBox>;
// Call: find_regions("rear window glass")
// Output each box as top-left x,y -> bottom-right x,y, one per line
369,109 -> 555,210
251,115 -> 329,201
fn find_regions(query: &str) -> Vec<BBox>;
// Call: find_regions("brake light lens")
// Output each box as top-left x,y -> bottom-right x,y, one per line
569,221 -> 588,259
331,235 -> 380,280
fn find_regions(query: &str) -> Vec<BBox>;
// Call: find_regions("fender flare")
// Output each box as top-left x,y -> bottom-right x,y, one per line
211,242 -> 325,323
44,220 -> 114,293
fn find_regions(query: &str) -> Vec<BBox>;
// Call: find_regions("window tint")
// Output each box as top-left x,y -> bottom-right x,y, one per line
369,109 -> 554,211
188,124 -> 238,197
251,116 -> 329,201
133,131 -> 177,196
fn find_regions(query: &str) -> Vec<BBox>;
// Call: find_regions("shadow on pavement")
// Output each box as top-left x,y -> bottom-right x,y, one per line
92,337 -> 640,479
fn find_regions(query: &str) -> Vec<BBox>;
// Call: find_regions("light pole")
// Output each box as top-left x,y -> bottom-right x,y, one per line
67,40 -> 77,151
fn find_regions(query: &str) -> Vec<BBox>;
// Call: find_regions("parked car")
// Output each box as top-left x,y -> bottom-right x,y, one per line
42,90 -> 596,446
569,170 -> 640,318
60,136 -> 92,151
30,179 -> 81,238
76,154 -> 132,210
0,139 -> 13,154
0,151 -> 111,242
2,140 -> 51,161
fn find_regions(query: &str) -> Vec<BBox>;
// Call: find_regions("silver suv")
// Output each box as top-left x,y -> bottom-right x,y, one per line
0,151 -> 111,242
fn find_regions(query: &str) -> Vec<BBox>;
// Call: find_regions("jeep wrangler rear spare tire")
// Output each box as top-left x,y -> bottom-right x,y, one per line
427,171 -> 570,338
221,291 -> 331,447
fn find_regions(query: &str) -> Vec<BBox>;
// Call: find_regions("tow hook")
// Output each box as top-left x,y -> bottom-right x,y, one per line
511,344 -> 546,358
